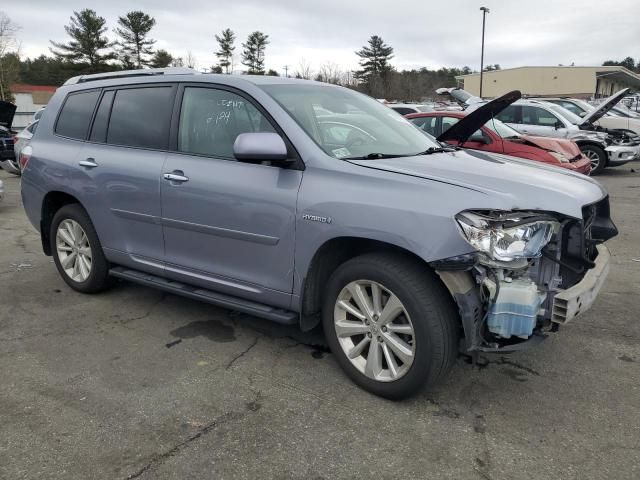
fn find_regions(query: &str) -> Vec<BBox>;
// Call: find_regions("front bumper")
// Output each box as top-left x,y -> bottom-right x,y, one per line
551,245 -> 610,324
606,145 -> 637,166
560,155 -> 591,175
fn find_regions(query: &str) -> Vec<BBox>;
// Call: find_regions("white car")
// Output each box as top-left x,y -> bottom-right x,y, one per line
9,120 -> 39,174
542,92 -> 640,136
388,103 -> 433,115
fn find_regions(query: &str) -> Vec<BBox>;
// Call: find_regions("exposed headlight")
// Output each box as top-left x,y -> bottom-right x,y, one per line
548,151 -> 570,164
455,211 -> 559,263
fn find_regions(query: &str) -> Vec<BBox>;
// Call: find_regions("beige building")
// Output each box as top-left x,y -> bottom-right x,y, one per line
455,66 -> 640,99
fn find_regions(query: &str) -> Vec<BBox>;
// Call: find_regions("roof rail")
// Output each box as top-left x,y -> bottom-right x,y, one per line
63,67 -> 198,86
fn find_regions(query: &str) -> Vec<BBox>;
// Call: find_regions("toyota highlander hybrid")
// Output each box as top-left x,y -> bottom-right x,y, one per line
21,69 -> 617,398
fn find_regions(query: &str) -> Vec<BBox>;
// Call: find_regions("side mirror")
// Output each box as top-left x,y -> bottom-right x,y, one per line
579,111 -> 587,117
554,120 -> 564,130
469,133 -> 489,144
233,132 -> 289,162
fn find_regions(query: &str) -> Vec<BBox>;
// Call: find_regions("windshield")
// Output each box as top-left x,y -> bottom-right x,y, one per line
259,84 -> 440,159
547,104 -> 583,124
484,117 -> 521,138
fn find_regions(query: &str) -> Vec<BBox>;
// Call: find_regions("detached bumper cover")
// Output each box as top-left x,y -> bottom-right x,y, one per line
552,245 -> 610,324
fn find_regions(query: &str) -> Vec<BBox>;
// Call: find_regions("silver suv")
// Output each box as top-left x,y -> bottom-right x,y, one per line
21,69 -> 617,398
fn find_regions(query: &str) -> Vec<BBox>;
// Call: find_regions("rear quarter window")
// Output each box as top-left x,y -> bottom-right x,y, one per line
55,90 -> 100,140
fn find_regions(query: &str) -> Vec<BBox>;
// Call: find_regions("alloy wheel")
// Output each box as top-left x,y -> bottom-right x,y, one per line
584,149 -> 600,170
56,219 -> 93,282
333,280 -> 415,382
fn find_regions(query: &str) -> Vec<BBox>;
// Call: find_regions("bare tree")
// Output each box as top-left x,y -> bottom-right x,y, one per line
295,57 -> 313,80
0,11 -> 21,102
316,61 -> 342,84
185,51 -> 197,69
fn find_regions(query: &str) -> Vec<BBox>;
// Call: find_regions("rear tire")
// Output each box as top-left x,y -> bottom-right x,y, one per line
580,144 -> 607,175
51,204 -> 114,293
322,253 -> 458,399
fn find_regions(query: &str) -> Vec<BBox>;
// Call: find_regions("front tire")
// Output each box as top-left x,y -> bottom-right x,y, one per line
580,144 -> 607,175
51,204 -> 114,293
322,253 -> 458,399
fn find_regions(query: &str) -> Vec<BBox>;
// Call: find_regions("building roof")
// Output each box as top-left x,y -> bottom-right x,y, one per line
455,65 -> 640,81
10,84 -> 58,94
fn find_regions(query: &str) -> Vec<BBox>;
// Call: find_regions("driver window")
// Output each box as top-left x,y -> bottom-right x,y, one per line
532,107 -> 560,127
441,116 -> 483,139
178,87 -> 275,159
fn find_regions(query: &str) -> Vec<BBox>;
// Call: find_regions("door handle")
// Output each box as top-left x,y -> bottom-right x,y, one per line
163,172 -> 189,183
79,158 -> 98,168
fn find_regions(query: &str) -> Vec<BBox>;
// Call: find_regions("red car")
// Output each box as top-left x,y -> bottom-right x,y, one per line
405,91 -> 591,175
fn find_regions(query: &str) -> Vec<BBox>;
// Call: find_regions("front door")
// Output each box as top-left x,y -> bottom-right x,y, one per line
160,85 -> 302,304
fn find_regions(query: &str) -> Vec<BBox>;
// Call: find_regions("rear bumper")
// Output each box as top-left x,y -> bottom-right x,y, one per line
551,245 -> 610,324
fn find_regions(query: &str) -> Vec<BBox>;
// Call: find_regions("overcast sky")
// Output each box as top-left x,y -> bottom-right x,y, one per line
5,0 -> 640,75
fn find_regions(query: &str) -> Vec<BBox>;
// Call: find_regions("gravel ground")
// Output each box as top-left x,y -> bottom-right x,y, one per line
1,167 -> 638,480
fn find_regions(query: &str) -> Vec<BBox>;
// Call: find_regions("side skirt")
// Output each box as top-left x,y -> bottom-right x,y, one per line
109,266 -> 299,326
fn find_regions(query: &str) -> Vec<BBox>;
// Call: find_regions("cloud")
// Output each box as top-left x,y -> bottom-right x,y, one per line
4,0 -> 640,75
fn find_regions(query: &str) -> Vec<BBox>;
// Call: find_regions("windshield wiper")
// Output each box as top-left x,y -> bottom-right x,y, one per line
343,153 -> 405,160
412,146 -> 458,156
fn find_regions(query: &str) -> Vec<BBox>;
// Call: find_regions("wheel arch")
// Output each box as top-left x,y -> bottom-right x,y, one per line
298,236 -> 451,331
40,191 -> 83,255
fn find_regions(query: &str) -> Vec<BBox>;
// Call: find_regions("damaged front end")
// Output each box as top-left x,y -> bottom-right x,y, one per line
433,197 -> 617,353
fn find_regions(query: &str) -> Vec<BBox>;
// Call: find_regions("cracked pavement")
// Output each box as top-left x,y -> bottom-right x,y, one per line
1,168 -> 639,479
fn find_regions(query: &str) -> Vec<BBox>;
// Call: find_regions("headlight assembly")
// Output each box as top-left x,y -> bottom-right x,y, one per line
548,151 -> 570,164
455,211 -> 559,263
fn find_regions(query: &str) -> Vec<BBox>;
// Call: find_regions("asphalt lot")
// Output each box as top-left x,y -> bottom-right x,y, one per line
1,167 -> 639,480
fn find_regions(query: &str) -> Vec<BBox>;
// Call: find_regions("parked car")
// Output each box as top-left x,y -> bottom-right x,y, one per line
443,88 -> 639,174
493,99 -> 638,174
21,69 -> 617,398
541,94 -> 640,136
388,103 -> 433,115
406,91 -> 591,175
10,120 -> 39,174
0,100 -> 17,175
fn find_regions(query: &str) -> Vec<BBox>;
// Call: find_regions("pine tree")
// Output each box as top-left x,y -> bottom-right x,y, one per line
114,11 -> 156,68
354,35 -> 394,82
215,28 -> 235,74
50,9 -> 115,71
241,31 -> 269,75
149,49 -> 173,68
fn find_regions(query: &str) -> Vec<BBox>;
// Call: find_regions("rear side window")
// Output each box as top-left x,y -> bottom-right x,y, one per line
495,105 -> 518,124
409,116 -> 438,136
178,87 -> 275,158
107,87 -> 173,149
55,90 -> 100,140
89,91 -> 114,143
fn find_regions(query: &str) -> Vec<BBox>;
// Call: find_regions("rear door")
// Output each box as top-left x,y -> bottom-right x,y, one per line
79,84 -> 176,272
160,84 -> 302,305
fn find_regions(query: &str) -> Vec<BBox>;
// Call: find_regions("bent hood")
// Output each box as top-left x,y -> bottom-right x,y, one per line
580,88 -> 629,125
437,90 -> 521,143
518,134 -> 582,157
348,150 -> 605,219
0,101 -> 16,129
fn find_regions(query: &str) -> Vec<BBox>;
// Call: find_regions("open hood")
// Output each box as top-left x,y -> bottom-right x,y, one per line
0,101 -> 16,129
437,90 -> 521,144
579,88 -> 629,125
436,87 -> 483,107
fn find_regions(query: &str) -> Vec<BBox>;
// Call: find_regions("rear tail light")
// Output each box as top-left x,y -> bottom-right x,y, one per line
19,145 -> 32,170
